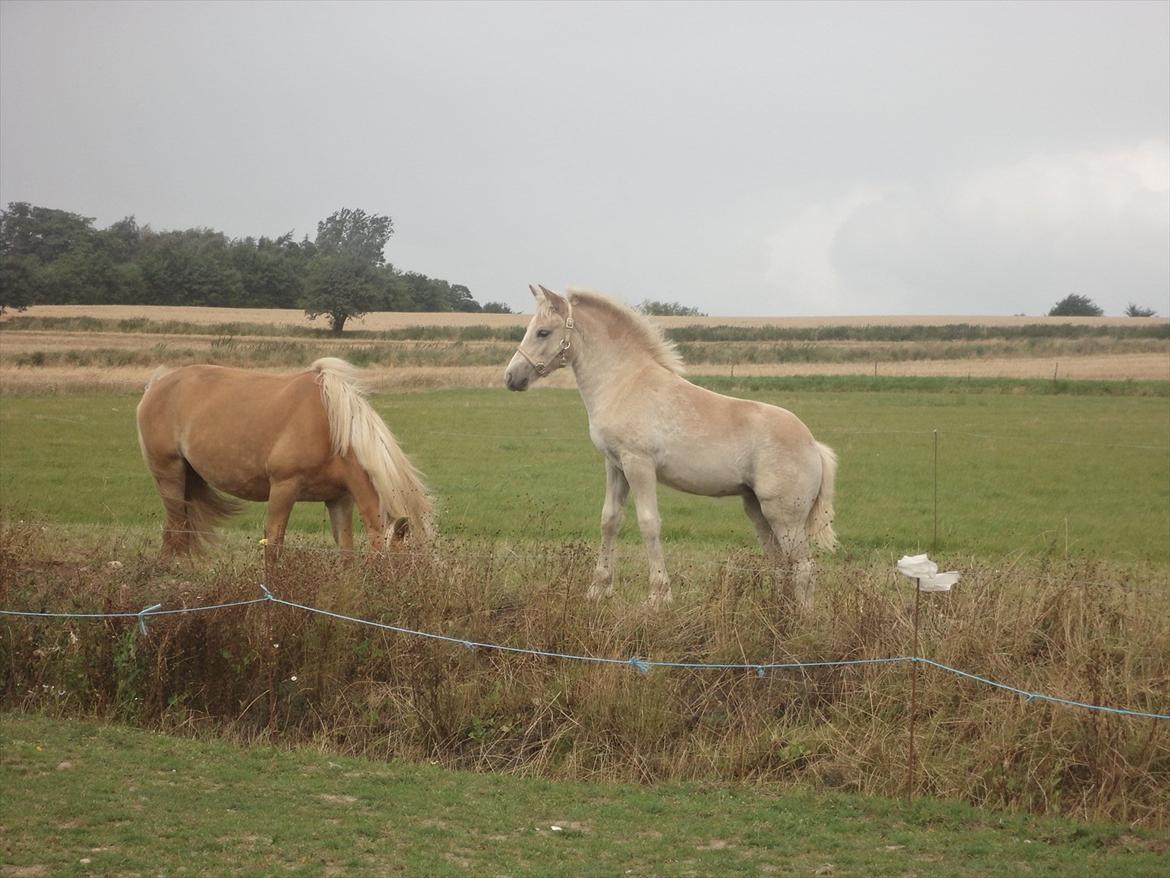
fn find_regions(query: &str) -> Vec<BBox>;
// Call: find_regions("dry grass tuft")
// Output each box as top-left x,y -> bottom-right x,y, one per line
1,523 -> 1167,827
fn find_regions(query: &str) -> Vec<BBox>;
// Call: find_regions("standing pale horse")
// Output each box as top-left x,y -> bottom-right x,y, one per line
504,286 -> 837,609
136,357 -> 432,566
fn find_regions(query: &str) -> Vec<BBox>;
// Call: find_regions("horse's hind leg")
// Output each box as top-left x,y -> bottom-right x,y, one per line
146,455 -> 192,561
326,495 -> 355,553
749,494 -> 814,612
742,492 -> 781,564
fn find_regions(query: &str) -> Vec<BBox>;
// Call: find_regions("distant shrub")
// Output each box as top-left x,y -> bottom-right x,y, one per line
1048,293 -> 1103,316
637,299 -> 707,317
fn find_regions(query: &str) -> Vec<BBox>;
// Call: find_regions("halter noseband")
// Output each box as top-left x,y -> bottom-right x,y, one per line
515,303 -> 575,377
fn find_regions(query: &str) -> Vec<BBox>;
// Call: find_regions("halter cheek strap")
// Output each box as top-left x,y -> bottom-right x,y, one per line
515,304 -> 575,377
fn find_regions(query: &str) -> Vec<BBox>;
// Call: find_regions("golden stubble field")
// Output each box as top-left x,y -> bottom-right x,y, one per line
1,304 -> 1167,392
13,303 -> 1165,330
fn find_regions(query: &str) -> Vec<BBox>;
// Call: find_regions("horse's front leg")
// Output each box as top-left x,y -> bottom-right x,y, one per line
326,495 -> 356,553
621,455 -> 672,607
588,459 -> 629,599
342,463 -> 386,557
263,479 -> 301,580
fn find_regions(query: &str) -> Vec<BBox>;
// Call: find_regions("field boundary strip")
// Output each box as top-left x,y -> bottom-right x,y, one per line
3,585 -> 1167,722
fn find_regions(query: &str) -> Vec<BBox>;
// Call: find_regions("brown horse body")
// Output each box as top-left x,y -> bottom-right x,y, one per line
136,357 -> 431,562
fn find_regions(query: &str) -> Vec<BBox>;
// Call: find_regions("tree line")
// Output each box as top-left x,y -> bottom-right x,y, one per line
1047,292 -> 1157,318
0,203 -> 512,331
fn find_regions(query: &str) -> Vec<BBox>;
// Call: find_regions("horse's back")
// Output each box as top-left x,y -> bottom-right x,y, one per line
137,365 -> 334,498
140,364 -> 323,431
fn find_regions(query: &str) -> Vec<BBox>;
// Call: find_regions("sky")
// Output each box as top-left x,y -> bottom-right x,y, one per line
1,0 -> 1167,316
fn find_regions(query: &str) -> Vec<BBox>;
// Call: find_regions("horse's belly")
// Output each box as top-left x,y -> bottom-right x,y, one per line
195,466 -> 271,502
190,463 -> 343,504
657,460 -> 745,497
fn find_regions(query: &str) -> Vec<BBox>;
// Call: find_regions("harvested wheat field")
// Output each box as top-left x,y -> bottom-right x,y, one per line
1,304 -> 1167,391
10,302 -> 1168,330
2,357 -> 1167,396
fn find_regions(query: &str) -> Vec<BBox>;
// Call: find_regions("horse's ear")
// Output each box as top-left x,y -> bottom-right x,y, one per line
529,284 -> 542,300
539,285 -> 568,316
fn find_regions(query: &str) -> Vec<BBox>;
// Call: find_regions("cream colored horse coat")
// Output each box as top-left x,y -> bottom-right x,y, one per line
505,286 -> 836,608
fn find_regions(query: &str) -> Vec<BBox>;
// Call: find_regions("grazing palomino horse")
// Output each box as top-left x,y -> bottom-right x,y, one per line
136,357 -> 432,565
504,286 -> 837,609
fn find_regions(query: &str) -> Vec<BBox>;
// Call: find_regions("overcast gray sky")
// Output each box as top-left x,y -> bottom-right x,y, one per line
1,0 -> 1167,316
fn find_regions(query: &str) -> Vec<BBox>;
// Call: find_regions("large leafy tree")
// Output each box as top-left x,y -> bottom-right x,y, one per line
0,252 -> 39,315
139,229 -> 244,306
230,233 -> 309,308
0,201 -> 96,262
301,208 -> 392,333
448,283 -> 481,312
0,203 -> 148,307
0,202 -> 98,311
1048,293 -> 1103,316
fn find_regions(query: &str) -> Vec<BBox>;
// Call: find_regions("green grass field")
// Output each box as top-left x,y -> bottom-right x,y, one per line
2,713 -> 1166,878
3,381 -> 1169,842
1,385 -> 1167,567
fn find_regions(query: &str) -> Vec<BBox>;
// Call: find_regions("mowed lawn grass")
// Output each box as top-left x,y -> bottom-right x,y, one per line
0,386 -> 1167,566
3,713 -> 1167,878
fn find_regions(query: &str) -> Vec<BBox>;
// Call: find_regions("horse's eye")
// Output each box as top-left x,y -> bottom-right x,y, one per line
536,329 -> 551,338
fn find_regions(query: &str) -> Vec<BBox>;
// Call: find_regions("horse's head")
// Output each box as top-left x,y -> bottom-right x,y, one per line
505,284 -> 575,391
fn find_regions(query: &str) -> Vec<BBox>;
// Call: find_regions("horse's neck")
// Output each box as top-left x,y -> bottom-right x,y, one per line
571,312 -> 661,418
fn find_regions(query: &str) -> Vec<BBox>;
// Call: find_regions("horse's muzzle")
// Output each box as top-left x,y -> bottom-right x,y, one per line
504,369 -> 529,392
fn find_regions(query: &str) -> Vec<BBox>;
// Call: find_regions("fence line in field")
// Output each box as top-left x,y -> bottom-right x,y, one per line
3,585 -> 1168,722
404,425 -> 1170,452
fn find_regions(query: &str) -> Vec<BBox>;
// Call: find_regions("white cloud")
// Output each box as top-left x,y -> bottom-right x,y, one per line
765,142 -> 1170,315
763,187 -> 892,315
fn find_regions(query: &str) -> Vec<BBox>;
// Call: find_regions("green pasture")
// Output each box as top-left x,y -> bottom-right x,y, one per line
2,713 -> 1166,878
1,385 -> 1168,566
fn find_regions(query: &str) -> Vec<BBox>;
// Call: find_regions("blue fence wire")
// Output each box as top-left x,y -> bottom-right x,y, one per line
3,585 -> 1167,722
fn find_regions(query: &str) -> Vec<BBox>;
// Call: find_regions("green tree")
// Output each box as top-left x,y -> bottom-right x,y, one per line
0,253 -> 40,314
230,233 -> 308,308
94,218 -> 148,303
139,229 -> 244,306
396,271 -> 438,311
301,208 -> 392,333
448,283 -> 480,312
0,202 -> 104,309
0,202 -> 97,262
481,301 -> 513,314
1124,303 -> 1157,317
1048,293 -> 1103,316
99,216 -> 144,263
637,299 -> 707,317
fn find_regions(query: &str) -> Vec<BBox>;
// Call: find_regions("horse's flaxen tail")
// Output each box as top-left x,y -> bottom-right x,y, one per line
181,463 -> 244,556
312,357 -> 435,541
806,441 -> 838,552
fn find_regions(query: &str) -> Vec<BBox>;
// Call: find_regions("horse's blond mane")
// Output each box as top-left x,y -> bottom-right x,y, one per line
563,289 -> 685,375
311,358 -> 434,539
